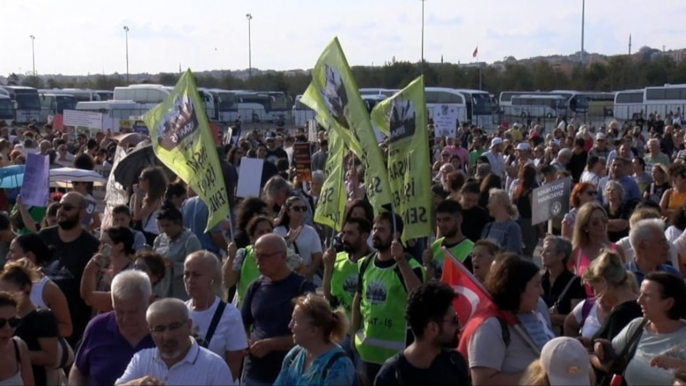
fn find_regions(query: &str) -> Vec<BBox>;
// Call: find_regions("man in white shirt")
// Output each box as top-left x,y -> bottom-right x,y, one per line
484,137 -> 505,181
116,298 -> 234,386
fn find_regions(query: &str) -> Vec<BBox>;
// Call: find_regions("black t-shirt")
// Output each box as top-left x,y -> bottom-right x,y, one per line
233,230 -> 251,249
605,200 -> 638,243
593,300 -> 642,341
568,151 -> 588,183
375,349 -> 471,386
431,183 -> 450,200
265,147 -> 288,165
15,308 -> 59,386
39,226 -> 100,347
461,206 -> 489,243
541,269 -> 586,315
260,161 -> 279,189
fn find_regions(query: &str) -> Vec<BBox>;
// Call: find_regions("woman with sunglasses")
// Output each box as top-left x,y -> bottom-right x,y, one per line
644,164 -> 670,205
0,292 -> 33,386
0,262 -> 59,386
275,197 -> 323,286
561,182 -> 598,239
80,226 -> 135,313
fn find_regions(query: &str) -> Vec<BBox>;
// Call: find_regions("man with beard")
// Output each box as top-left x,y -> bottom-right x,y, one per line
115,298 -> 232,385
351,212 -> 424,382
39,192 -> 100,347
422,200 -> 474,281
374,282 -> 469,385
322,217 -> 372,359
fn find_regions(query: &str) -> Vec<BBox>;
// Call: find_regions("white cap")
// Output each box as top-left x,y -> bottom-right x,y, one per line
596,133 -> 606,140
541,337 -> 591,386
490,137 -> 503,148
515,142 -> 529,151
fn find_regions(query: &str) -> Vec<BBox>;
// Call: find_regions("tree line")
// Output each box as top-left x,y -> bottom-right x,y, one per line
10,53 -> 686,98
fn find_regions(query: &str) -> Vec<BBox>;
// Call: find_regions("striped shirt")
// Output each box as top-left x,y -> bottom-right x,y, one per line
115,338 -> 235,385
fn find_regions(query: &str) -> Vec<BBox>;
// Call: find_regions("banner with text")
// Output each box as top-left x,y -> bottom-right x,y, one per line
371,76 -> 432,241
300,37 -> 392,214
293,142 -> 312,182
20,153 -> 49,207
143,70 -> 229,232
314,128 -> 346,231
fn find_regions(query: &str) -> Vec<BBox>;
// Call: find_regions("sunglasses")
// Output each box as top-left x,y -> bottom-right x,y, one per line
0,317 -> 20,329
585,190 -> 598,196
290,206 -> 307,212
441,153 -> 450,157
58,203 -> 77,211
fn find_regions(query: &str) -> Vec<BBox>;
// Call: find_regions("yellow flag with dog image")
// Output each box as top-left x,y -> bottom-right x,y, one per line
143,70 -> 229,232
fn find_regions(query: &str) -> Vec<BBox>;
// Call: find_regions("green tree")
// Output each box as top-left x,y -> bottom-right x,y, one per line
6,73 -> 20,85
20,76 -> 44,88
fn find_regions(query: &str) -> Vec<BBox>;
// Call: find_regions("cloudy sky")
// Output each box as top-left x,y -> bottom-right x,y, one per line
2,0 -> 684,76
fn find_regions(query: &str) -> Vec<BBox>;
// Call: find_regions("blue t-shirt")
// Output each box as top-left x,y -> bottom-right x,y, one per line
182,196 -> 223,254
241,272 -> 316,383
274,345 -> 356,386
625,260 -> 682,286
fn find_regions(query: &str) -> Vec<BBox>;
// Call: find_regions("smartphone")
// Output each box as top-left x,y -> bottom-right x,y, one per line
99,244 -> 112,266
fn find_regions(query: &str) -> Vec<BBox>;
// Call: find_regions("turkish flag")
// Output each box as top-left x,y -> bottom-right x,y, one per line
472,46 -> 478,58
440,248 -> 491,327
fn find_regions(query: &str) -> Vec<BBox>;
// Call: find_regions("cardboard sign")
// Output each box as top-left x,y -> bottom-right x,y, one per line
293,142 -> 312,182
236,157 -> 264,198
532,177 -> 572,225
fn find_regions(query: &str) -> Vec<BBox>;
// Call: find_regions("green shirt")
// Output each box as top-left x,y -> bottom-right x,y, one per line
429,237 -> 474,280
469,148 -> 486,165
329,251 -> 360,320
10,206 -> 46,235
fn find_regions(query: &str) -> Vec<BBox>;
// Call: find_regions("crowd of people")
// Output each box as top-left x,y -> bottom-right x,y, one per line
0,114 -> 685,386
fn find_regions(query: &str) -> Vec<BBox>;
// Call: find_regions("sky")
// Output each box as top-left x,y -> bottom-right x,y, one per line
2,0 -> 685,76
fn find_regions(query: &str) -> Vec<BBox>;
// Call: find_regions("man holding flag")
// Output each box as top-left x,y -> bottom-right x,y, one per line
422,200 -> 474,280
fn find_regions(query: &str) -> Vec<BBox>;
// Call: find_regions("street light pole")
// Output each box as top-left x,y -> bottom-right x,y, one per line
246,14 -> 253,78
580,0 -> 585,64
30,35 -> 36,77
123,26 -> 130,84
421,0 -> 425,74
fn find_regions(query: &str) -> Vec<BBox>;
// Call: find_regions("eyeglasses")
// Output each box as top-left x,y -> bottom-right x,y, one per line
585,191 -> 598,196
58,203 -> 77,211
149,320 -> 186,334
290,206 -> 307,212
255,251 -> 282,260
0,317 -> 20,329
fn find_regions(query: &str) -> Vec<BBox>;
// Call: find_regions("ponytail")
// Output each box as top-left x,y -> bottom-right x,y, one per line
329,308 -> 348,343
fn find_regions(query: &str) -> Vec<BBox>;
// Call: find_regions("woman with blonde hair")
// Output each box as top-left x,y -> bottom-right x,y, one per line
274,294 -> 356,385
482,188 -> 523,254
570,203 -> 623,280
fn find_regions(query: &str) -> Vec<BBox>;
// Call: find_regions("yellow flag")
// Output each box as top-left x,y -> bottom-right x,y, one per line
300,37 -> 393,213
314,127 -> 346,231
143,70 -> 229,232
371,76 -> 432,241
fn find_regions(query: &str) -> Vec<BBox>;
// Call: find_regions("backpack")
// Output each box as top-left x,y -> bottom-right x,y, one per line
579,298 -> 595,330
287,347 -> 360,385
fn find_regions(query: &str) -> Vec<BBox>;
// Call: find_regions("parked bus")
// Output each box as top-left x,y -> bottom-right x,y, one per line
0,95 -> 13,125
583,91 -> 615,117
115,84 -> 216,121
39,92 -> 78,122
43,88 -> 103,102
643,84 -> 686,118
359,88 -> 398,97
292,95 -> 315,127
0,86 -> 41,123
613,89 -> 645,120
426,87 -> 494,129
75,100 -> 149,120
507,95 -> 567,118
500,90 -> 589,115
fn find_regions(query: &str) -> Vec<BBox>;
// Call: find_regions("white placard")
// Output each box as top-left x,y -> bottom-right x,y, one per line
434,104 -> 458,138
307,120 -> 318,142
63,110 -> 103,130
236,157 -> 264,198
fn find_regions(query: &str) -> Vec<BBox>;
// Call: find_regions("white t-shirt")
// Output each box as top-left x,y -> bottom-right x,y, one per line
274,225 -> 322,267
580,171 -> 600,187
617,235 -> 679,268
186,296 -> 248,360
572,299 -> 602,338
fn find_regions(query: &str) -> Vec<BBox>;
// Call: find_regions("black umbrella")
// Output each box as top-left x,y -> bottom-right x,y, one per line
113,141 -> 159,187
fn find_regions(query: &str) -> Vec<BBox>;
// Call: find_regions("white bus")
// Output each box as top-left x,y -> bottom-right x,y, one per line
507,95 -> 567,118
425,87 -> 494,129
613,89 -> 645,120
0,95 -> 13,125
115,84 -> 216,121
292,95 -> 315,127
0,86 -> 41,123
643,84 -> 686,118
500,90 -> 589,115
75,100 -> 149,120
47,89 -> 103,102
39,92 -> 78,122
359,88 -> 398,97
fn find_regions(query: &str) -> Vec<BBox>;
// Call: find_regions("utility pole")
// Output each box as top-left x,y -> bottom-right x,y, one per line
421,0 -> 425,74
123,26 -> 130,84
246,14 -> 253,78
580,0 -> 585,64
29,35 -> 36,76
628,34 -> 632,55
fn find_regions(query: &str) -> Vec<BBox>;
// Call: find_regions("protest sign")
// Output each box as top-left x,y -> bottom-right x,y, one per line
293,142 -> 312,182
143,70 -> 229,232
236,157 -> 264,198
20,153 -> 49,207
532,177 -> 572,225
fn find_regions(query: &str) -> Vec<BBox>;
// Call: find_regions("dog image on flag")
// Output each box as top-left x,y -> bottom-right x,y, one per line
157,93 -> 199,151
388,97 -> 416,143
320,64 -> 350,130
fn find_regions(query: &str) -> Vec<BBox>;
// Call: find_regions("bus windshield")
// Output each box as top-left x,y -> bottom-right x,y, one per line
471,93 -> 493,115
0,99 -> 12,119
15,93 -> 41,110
56,96 -> 78,113
269,93 -> 290,110
217,93 -> 237,111
570,95 -> 589,112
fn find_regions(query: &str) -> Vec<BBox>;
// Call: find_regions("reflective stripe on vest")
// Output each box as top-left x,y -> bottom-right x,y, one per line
355,331 -> 405,351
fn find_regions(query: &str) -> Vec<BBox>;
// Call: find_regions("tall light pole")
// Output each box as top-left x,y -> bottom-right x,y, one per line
246,14 -> 253,78
123,26 -> 130,83
580,0 -> 585,64
421,0 -> 425,74
29,35 -> 36,77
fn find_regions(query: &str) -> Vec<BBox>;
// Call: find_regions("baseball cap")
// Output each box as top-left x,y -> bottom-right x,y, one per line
541,337 -> 591,386
265,132 -> 276,139
515,142 -> 529,151
596,133 -> 606,140
490,137 -> 503,148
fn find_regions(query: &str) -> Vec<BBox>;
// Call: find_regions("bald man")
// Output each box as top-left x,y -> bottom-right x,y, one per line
116,298 -> 233,386
39,191 -> 100,347
240,234 -> 316,385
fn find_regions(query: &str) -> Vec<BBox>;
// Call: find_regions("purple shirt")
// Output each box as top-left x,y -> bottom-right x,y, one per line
74,312 -> 155,386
